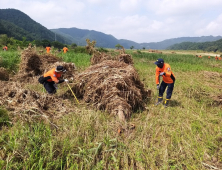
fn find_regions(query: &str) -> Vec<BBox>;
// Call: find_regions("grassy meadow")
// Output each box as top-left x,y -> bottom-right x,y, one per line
0,49 -> 222,169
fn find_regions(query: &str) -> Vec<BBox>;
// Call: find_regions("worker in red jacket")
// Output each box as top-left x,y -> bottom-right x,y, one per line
154,58 -> 176,107
38,66 -> 68,94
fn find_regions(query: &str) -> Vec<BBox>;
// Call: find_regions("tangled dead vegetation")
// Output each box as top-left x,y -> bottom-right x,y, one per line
0,81 -> 76,124
12,47 -> 75,83
0,46 -> 77,124
86,39 -> 133,65
64,41 -> 151,121
1,42 -> 150,124
0,67 -> 9,81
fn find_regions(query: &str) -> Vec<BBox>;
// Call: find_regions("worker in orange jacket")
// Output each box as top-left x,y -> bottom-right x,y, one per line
38,66 -> 68,94
215,56 -> 218,60
63,46 -> 68,53
45,44 -> 51,53
3,45 -> 8,51
219,56 -> 222,60
208,56 -> 211,59
154,58 -> 176,108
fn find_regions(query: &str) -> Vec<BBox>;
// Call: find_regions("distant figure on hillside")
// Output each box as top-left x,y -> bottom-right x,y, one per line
3,45 -> 8,51
38,66 -> 68,94
45,44 -> 51,53
208,56 -> 211,59
198,55 -> 202,58
63,46 -> 68,53
219,56 -> 222,60
154,58 -> 176,108
215,56 -> 218,60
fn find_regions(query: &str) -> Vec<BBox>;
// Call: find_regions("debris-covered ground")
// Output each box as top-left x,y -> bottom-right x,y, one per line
0,42 -> 151,124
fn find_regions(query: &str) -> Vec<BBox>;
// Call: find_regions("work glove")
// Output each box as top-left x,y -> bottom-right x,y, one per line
157,84 -> 160,90
64,79 -> 69,83
159,72 -> 165,76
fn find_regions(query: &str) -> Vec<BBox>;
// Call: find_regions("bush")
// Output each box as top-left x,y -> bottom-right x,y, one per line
0,107 -> 10,128
73,46 -> 88,54
97,47 -> 108,53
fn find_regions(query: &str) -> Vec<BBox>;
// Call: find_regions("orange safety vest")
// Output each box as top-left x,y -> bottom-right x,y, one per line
215,56 -> 218,60
198,55 -> 202,58
208,56 -> 210,59
219,57 -> 222,60
156,63 -> 175,84
63,47 -> 68,53
3,46 -> 8,51
43,68 -> 62,83
46,47 -> 51,53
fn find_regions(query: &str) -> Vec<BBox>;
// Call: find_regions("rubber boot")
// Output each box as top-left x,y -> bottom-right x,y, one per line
155,97 -> 163,106
164,99 -> 170,108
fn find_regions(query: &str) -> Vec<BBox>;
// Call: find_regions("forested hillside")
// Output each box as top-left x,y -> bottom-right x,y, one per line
0,9 -> 69,44
167,38 -> 222,52
1,8 -> 222,50
52,27 -> 222,49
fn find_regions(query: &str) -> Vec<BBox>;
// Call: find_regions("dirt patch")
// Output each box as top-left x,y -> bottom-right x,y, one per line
202,71 -> 221,79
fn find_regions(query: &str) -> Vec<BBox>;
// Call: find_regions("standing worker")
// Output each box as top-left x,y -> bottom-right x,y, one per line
38,66 -> 68,94
208,56 -> 211,59
215,56 -> 218,60
63,46 -> 68,53
3,45 -> 8,51
154,58 -> 176,108
219,56 -> 222,61
45,44 -> 51,53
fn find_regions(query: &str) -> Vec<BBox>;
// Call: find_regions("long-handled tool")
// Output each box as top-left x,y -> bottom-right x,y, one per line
66,82 -> 79,105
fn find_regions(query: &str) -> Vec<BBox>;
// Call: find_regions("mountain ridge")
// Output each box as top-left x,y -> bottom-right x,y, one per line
0,8 -> 221,49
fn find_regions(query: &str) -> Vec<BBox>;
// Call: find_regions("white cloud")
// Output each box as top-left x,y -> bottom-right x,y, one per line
1,0 -> 222,42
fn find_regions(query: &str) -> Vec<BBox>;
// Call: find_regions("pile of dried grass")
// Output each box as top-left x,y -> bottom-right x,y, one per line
13,47 -> 75,82
87,39 -> 133,65
0,67 -> 9,81
0,81 -> 75,123
64,60 -> 151,121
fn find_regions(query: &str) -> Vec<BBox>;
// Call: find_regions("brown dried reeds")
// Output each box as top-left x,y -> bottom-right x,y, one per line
63,60 -> 150,121
0,81 -> 76,123
13,46 -> 75,82
0,67 -> 9,81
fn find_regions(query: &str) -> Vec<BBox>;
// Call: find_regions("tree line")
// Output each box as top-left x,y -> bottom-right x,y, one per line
167,38 -> 222,52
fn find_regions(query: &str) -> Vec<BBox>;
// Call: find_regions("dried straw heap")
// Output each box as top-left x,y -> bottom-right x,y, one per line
64,39 -> 151,121
0,46 -> 76,123
13,47 -> 75,83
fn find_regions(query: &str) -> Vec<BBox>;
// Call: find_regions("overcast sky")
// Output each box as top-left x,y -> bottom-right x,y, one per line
2,0 -> 222,43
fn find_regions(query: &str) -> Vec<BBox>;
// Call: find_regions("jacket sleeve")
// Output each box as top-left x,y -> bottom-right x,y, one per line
155,67 -> 160,84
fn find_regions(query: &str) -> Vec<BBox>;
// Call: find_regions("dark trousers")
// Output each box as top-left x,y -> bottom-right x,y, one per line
44,81 -> 56,94
159,81 -> 175,99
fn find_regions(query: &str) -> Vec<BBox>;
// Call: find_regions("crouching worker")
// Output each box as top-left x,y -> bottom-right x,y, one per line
38,66 -> 68,94
154,58 -> 176,108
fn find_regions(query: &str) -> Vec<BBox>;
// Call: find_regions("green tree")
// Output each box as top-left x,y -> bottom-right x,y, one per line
130,46 -> 134,50
115,44 -> 122,49
70,43 -> 77,49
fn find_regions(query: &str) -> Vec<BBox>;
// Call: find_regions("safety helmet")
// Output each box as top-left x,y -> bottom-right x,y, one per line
55,66 -> 66,72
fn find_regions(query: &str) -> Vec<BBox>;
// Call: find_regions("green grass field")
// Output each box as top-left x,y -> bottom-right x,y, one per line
0,50 -> 222,169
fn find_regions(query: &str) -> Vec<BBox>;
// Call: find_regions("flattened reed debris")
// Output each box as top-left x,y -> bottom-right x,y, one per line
64,60 -> 151,121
